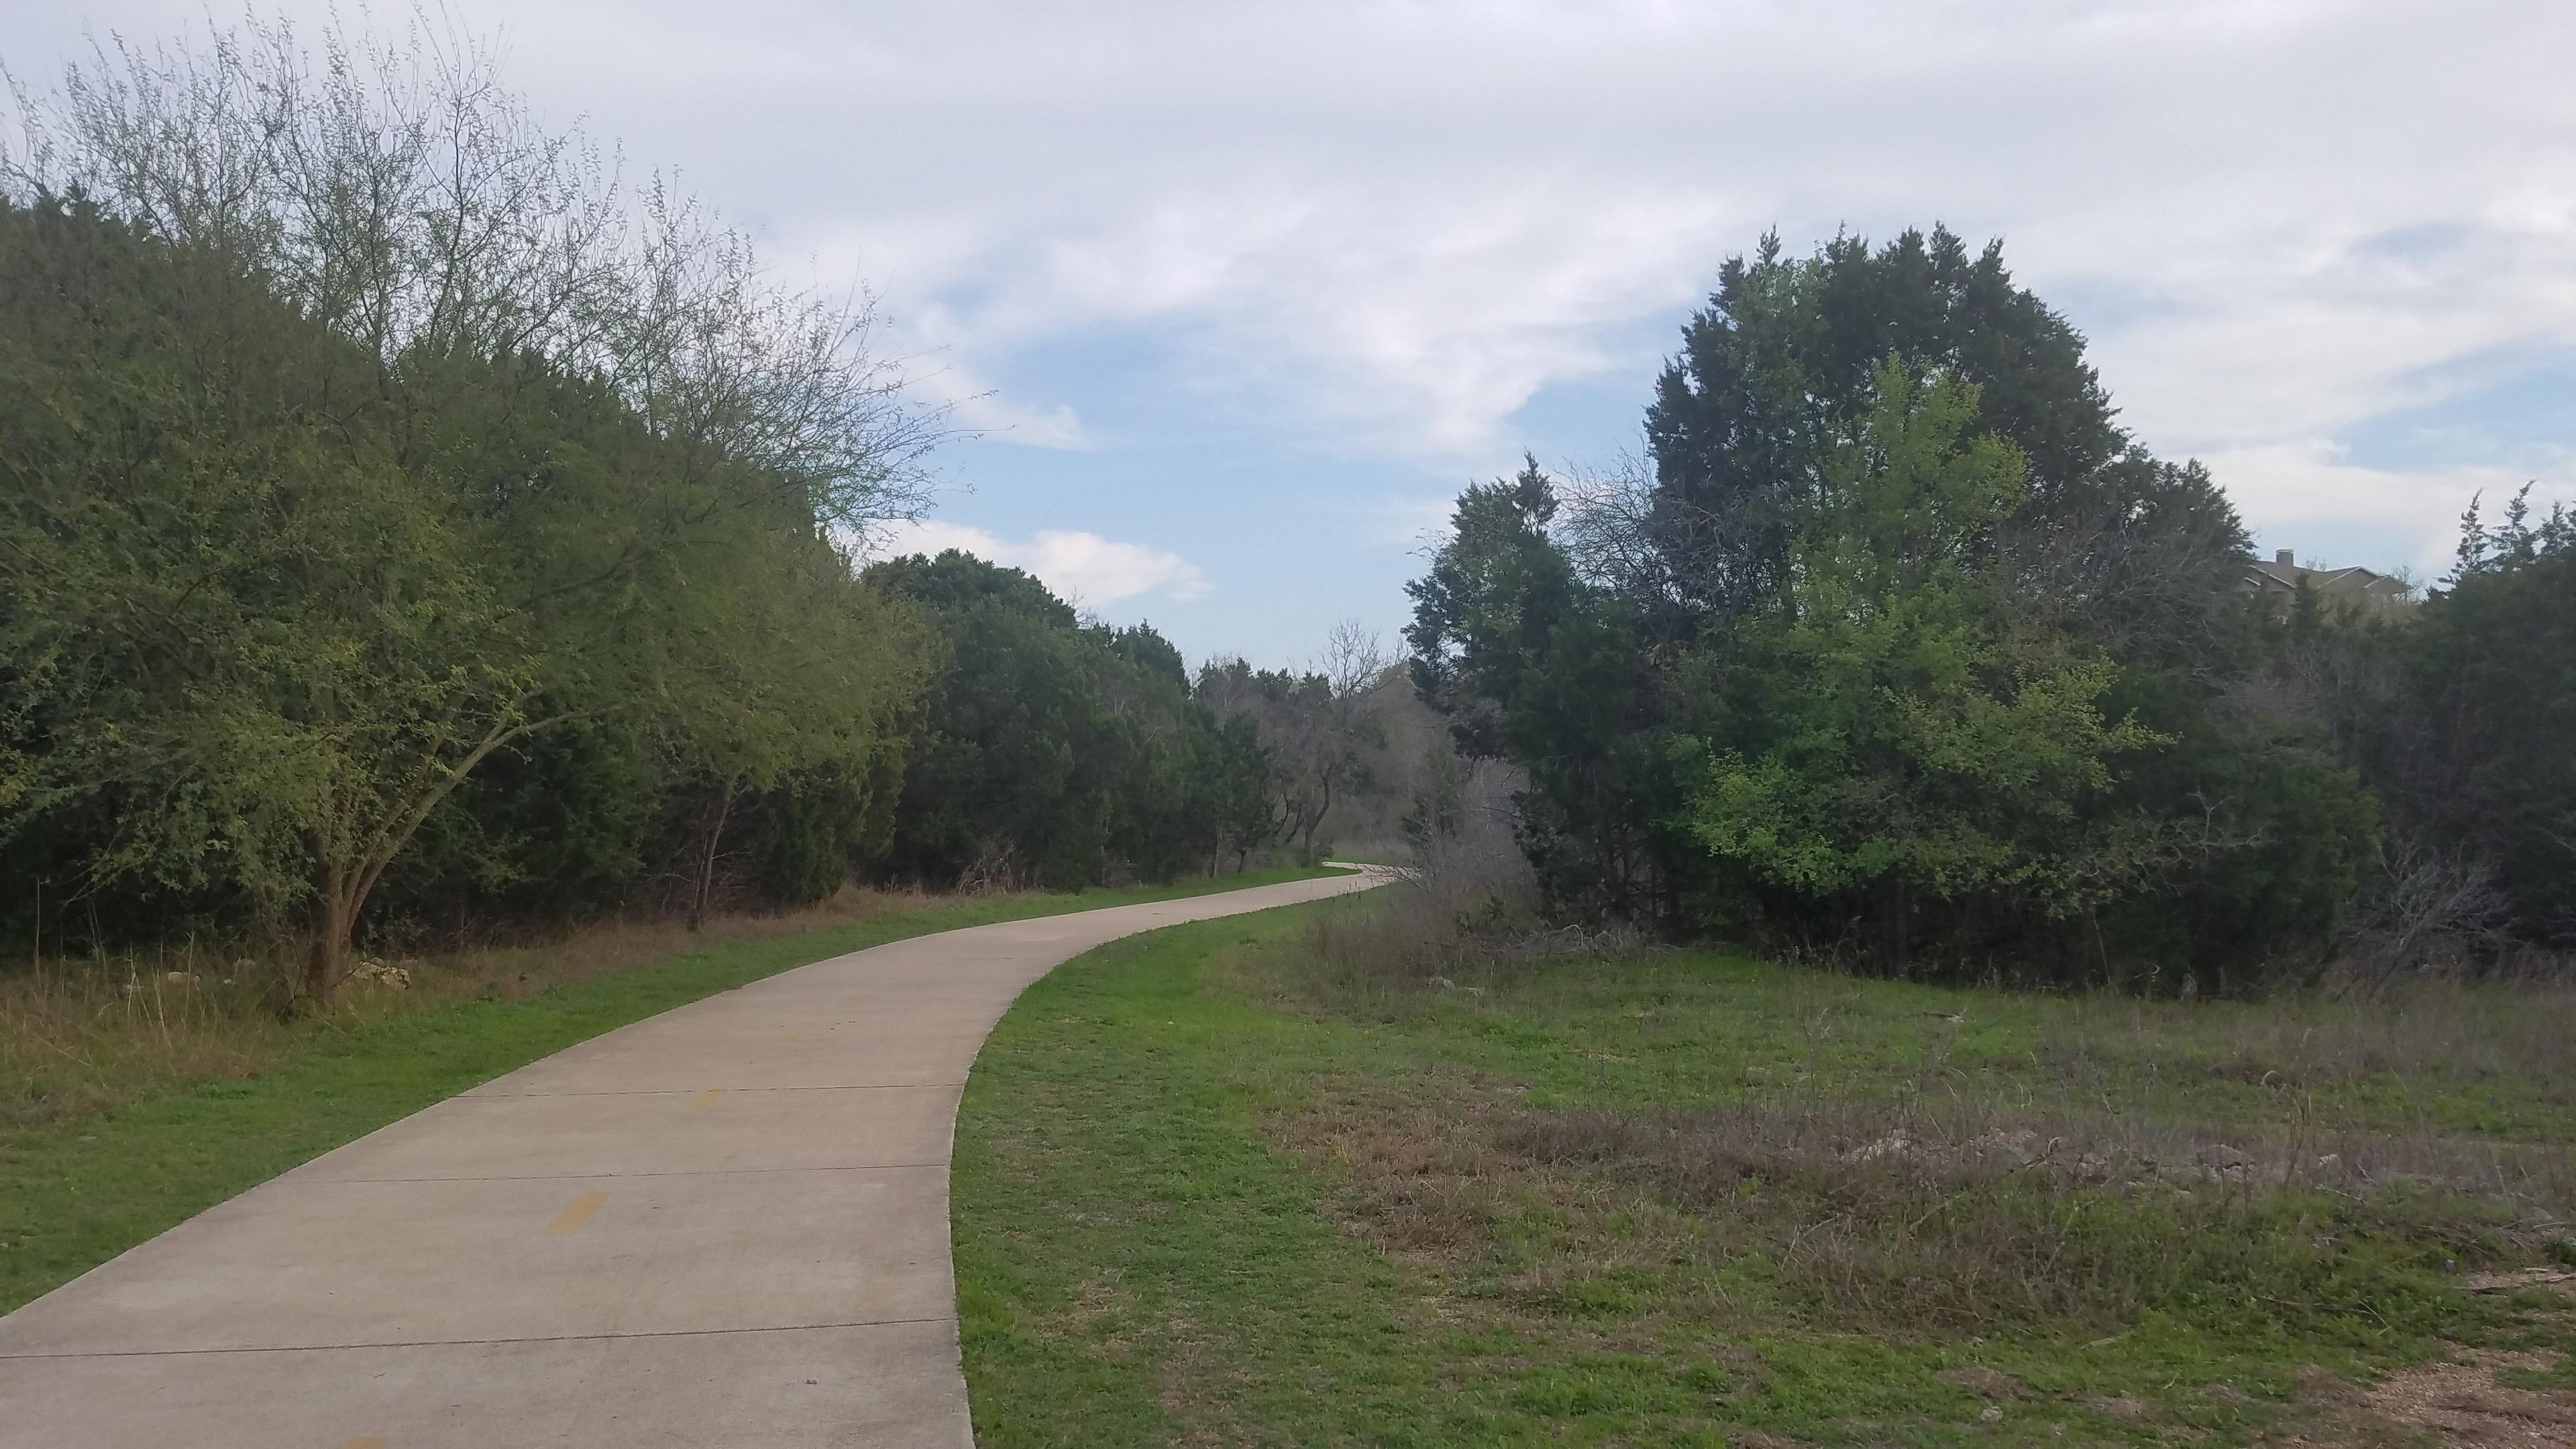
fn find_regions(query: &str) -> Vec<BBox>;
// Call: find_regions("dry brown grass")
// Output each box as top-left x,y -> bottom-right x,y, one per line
2269,1338 -> 2576,1449
0,883 -> 953,1130
2357,1348 -> 2576,1448
1274,1071 -> 2573,1341
2037,975 -> 2576,1113
389,881 -> 941,1001
1242,877 -> 2576,1359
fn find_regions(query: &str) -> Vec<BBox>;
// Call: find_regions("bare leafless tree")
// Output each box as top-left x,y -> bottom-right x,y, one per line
1195,624 -> 1395,864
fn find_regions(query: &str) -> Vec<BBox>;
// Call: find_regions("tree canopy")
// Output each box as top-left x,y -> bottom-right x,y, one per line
0,19 -> 1326,994
1410,227 -> 2432,989
863,551 -> 1274,889
0,21 -> 939,998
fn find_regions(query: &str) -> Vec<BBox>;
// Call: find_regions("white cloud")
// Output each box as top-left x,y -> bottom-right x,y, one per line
947,392 -> 1088,450
718,0 -> 2572,556
2194,439 -> 2574,580
1352,493 -> 1465,550
15,0 -> 2575,564
904,358 -> 1090,450
871,519 -> 1212,608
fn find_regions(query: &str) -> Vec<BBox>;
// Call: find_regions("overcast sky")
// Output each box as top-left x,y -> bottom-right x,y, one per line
11,1 -> 2573,667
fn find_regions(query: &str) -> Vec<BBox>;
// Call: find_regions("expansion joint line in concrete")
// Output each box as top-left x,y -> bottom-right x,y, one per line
464,1081 -> 968,1099
0,1316 -> 953,1360
323,1163 -> 951,1183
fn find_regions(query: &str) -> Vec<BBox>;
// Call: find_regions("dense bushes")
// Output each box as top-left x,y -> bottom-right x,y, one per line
1410,227 -> 2562,989
862,550 -> 1271,888
2283,492 -> 2576,967
0,21 -> 1283,1000
2396,496 -> 2576,941
0,159 -> 934,992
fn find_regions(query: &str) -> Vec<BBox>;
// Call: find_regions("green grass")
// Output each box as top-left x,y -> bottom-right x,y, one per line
0,867 -> 1330,1314
958,914 -> 1452,1446
954,896 -> 2576,1446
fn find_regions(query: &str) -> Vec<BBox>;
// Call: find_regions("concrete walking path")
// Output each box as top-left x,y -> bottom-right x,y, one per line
0,869 -> 1387,1447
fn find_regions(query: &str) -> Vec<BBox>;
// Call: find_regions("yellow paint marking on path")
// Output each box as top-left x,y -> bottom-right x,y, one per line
690,1088 -> 722,1110
549,1191 -> 608,1235
339,1438 -> 387,1449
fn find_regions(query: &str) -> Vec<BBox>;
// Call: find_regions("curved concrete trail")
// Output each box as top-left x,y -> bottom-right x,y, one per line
0,869 -> 1385,1448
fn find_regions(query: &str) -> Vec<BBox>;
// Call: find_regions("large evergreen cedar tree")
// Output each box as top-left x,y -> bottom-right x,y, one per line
1682,362 -> 2176,959
1413,227 -> 2388,987
1404,465 -> 1667,915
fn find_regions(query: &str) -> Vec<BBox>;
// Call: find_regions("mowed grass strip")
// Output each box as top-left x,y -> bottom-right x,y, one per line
0,867 -> 1330,1314
954,895 -> 2576,1446
956,914 -> 1461,1447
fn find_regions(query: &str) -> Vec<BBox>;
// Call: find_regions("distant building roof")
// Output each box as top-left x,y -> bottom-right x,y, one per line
2241,549 -> 2414,616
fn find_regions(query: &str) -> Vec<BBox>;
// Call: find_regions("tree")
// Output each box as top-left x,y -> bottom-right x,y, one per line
1205,714 -> 1277,871
1680,362 -> 2174,963
1642,226 -> 2249,664
867,551 -> 1112,888
0,19 -> 936,998
1407,458 -> 1670,916
0,195 -> 551,993
1293,623 -> 1392,861
2403,489 -> 2576,942
1408,229 -> 2382,984
1197,624 -> 1389,865
866,552 -> 1265,888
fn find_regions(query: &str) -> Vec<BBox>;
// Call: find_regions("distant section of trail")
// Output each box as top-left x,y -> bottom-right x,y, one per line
0,868 -> 1389,1448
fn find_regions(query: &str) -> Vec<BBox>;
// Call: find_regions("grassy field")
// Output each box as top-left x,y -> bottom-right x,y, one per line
954,893 -> 2576,1446
0,865 -> 1330,1314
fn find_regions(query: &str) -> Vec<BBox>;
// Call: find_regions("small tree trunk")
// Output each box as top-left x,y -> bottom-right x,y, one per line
293,716 -> 561,1009
689,784 -> 737,930
1301,770 -> 1333,863
307,859 -> 355,1006
1889,875 -> 1911,974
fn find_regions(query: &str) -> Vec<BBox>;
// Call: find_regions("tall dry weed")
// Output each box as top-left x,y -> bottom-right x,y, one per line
0,883 -> 949,1131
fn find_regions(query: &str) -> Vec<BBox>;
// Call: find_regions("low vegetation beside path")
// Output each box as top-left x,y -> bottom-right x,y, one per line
0,867 -> 1330,1314
955,893 -> 2576,1446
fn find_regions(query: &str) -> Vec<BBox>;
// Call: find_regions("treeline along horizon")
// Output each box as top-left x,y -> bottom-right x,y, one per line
0,23 -> 1361,1004
6,19 -> 2568,1003
1407,227 -> 2573,989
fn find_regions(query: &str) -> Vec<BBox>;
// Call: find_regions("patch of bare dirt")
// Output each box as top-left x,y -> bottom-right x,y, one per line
2357,1350 -> 2576,1449
2464,1268 -> 2576,1295
1937,1365 -> 2027,1401
2086,1393 -> 2157,1425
